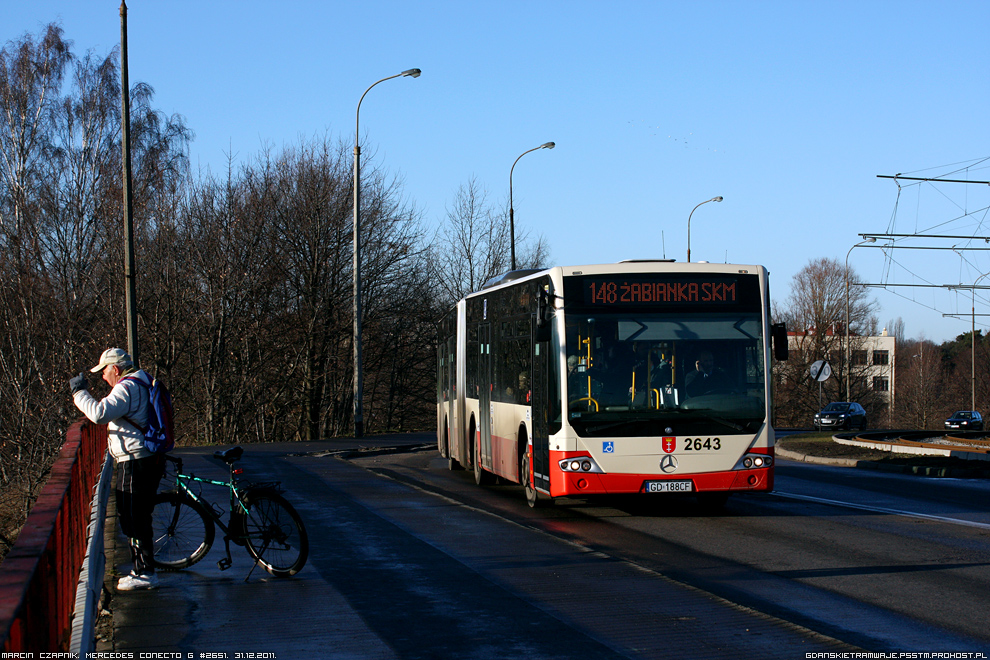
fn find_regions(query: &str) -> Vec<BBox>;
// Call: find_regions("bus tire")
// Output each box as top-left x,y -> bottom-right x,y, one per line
521,450 -> 539,508
444,425 -> 462,471
472,425 -> 493,485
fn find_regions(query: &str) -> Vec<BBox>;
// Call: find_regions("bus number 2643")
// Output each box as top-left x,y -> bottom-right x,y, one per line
684,438 -> 721,451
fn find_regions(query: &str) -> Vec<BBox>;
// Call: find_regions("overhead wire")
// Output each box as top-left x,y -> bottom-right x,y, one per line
896,156 -> 990,180
870,157 -> 990,334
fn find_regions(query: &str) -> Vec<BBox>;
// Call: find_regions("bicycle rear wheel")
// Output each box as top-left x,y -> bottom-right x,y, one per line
152,491 -> 215,570
239,489 -> 308,577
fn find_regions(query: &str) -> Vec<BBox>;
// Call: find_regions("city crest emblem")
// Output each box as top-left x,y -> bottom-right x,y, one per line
662,437 -> 676,453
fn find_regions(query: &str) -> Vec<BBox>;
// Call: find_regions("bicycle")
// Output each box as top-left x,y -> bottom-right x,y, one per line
151,446 -> 309,578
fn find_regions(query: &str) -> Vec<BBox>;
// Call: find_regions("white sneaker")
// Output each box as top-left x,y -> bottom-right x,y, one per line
117,572 -> 159,591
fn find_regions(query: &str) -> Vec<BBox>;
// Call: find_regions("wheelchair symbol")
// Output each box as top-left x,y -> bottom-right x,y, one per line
603,441 -> 614,453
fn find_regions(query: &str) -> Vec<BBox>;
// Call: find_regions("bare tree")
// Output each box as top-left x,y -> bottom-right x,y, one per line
429,177 -> 508,305
429,177 -> 551,307
0,24 -> 71,269
270,138 -> 355,440
0,25 -> 190,559
936,329 -> 990,421
886,317 -> 906,345
892,338 -> 948,429
0,26 -> 75,555
0,23 -> 458,562
775,257 -> 883,426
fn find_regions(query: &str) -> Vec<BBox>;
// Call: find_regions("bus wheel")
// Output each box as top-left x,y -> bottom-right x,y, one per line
444,427 -> 461,471
521,451 -> 539,508
473,432 -> 492,485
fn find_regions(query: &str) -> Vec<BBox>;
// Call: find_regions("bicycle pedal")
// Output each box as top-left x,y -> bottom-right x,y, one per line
217,558 -> 232,571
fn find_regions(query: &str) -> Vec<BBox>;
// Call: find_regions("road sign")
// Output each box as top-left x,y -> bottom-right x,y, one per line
810,360 -> 832,382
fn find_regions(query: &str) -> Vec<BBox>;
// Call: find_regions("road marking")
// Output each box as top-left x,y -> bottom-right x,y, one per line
771,491 -> 990,531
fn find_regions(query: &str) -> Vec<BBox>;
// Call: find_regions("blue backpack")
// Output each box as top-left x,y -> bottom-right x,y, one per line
122,375 -> 176,454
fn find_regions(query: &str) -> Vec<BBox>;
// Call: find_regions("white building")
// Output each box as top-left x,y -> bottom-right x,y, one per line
787,327 -> 896,406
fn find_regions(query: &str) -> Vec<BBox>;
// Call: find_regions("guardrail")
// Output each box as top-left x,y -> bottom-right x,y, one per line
0,419 -> 108,652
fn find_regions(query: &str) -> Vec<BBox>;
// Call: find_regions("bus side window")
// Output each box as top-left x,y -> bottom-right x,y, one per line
467,326 -> 479,397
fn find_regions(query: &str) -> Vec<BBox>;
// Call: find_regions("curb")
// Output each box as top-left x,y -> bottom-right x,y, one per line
775,446 -> 861,467
776,446 -> 990,479
289,442 -> 435,460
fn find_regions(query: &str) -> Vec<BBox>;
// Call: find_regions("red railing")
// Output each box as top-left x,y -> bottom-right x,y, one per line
0,419 -> 108,652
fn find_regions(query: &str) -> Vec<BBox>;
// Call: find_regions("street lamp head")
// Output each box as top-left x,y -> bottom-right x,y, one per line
713,196 -> 723,202
401,68 -> 422,78
509,141 -> 555,271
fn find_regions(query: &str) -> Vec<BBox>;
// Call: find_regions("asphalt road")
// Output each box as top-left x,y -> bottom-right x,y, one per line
353,447 -> 990,652
106,437 -> 990,657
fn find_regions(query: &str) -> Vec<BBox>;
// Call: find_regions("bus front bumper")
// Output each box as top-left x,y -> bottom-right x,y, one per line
548,451 -> 774,497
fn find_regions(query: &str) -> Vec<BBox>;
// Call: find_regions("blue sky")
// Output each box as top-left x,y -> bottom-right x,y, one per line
6,1 -> 990,343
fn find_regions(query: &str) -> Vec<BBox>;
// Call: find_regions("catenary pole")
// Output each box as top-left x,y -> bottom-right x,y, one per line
120,1 -> 138,366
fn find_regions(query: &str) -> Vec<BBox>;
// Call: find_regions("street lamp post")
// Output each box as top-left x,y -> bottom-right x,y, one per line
509,142 -> 554,271
353,68 -> 420,438
686,196 -> 723,263
120,1 -> 139,366
844,237 -> 876,401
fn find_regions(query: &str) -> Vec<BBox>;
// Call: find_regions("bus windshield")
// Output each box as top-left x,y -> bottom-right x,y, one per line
565,312 -> 766,437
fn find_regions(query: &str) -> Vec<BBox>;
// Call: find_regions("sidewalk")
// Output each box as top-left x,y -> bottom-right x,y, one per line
96,433 -> 434,652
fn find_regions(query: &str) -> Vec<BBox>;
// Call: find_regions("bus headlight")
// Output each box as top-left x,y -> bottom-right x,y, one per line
559,456 -> 604,473
737,453 -> 773,470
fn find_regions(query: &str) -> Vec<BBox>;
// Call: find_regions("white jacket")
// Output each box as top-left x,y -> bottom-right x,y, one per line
73,369 -> 152,462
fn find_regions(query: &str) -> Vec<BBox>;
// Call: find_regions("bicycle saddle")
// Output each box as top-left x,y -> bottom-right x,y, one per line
214,445 -> 244,464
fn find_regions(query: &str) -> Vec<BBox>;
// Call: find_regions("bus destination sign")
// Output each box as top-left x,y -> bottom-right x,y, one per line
582,276 -> 742,306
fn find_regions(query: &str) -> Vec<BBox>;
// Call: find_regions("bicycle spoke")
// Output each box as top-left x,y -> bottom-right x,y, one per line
152,492 -> 214,570
240,491 -> 308,577
158,450 -> 305,577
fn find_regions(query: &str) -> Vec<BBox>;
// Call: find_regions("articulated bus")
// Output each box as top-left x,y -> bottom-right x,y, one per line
437,261 -> 788,508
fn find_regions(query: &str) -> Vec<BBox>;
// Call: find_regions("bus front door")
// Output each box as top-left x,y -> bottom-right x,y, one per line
531,323 -> 550,492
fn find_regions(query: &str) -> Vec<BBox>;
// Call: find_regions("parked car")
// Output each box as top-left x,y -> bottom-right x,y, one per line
814,402 -> 867,431
944,410 -> 983,431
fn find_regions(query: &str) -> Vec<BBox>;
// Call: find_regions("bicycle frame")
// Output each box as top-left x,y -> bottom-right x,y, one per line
163,454 -> 249,539
155,447 -> 308,579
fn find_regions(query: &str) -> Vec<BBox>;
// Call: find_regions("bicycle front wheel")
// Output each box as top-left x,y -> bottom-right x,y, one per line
239,489 -> 308,577
152,491 -> 215,570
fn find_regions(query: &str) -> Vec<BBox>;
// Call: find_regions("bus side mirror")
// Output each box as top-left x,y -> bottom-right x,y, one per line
535,290 -> 552,342
771,323 -> 788,361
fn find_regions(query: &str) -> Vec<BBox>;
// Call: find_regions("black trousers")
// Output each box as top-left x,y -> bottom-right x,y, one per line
114,454 -> 165,575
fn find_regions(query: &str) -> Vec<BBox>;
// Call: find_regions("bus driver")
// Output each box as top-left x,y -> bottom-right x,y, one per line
684,349 -> 729,397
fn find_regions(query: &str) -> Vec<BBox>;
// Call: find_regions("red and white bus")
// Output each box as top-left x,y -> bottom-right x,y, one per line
437,261 -> 788,507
